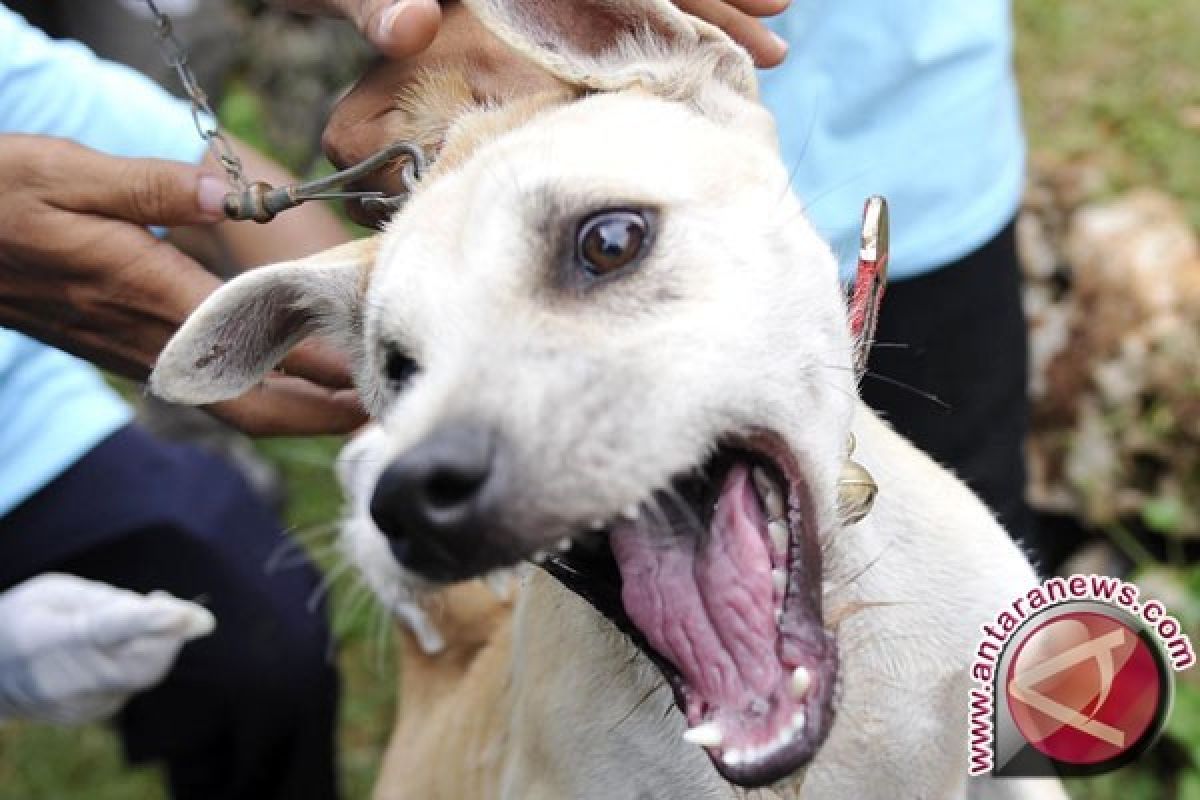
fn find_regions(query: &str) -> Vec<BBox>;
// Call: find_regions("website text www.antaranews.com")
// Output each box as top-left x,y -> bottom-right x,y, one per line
966,574 -> 1195,776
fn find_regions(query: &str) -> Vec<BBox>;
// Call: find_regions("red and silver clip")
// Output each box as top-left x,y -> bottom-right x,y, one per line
847,195 -> 889,379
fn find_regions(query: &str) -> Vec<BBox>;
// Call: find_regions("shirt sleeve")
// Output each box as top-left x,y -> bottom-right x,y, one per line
0,4 -> 208,165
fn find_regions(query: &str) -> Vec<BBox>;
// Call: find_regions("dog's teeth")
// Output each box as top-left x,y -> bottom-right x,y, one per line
531,550 -> 549,564
772,569 -> 787,595
682,722 -> 723,748
791,710 -> 806,732
753,467 -> 786,519
723,749 -> 744,767
556,537 -> 572,552
589,518 -> 606,531
790,666 -> 812,699
768,520 -> 788,554
775,609 -> 783,625
622,504 -> 640,521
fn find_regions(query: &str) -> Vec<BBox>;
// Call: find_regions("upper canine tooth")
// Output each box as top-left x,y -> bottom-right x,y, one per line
791,666 -> 812,699
556,537 -> 572,552
682,722 -> 723,747
753,467 -> 786,519
772,569 -> 787,594
768,521 -> 788,554
622,504 -> 640,521
531,550 -> 549,564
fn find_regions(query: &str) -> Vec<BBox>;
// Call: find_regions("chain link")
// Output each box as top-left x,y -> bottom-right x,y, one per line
143,0 -> 247,191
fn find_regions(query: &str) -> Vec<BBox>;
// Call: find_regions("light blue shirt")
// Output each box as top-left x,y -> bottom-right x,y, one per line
759,1 -> 1024,280
0,5 -> 206,516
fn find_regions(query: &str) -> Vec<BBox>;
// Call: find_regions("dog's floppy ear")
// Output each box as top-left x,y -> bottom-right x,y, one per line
150,237 -> 376,405
461,0 -> 758,100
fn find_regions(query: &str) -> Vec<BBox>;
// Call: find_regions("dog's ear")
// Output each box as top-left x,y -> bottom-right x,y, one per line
150,237 -> 375,406
461,0 -> 758,101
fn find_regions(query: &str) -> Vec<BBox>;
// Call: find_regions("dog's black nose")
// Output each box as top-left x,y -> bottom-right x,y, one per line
369,424 -> 506,580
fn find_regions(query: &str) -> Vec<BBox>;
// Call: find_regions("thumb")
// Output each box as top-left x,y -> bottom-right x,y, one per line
84,594 -> 216,648
352,0 -> 441,59
51,142 -> 229,226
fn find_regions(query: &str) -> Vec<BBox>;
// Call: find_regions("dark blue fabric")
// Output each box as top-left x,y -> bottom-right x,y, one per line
0,424 -> 340,800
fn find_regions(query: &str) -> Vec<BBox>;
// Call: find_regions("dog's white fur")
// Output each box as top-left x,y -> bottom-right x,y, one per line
151,1 -> 1068,797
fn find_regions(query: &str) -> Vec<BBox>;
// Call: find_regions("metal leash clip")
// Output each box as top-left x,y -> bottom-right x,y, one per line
222,141 -> 429,226
847,195 -> 890,379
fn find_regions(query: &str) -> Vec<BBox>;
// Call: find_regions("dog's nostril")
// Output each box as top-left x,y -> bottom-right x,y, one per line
425,466 -> 488,511
370,424 -> 500,544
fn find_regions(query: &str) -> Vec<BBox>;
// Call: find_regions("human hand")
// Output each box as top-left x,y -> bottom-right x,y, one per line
282,0 -> 788,65
0,574 -> 215,724
0,134 -> 366,436
274,0 -> 443,59
321,1 -> 789,227
673,0 -> 791,67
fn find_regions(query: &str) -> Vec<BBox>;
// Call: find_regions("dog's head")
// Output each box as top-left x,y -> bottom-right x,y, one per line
152,0 -> 857,787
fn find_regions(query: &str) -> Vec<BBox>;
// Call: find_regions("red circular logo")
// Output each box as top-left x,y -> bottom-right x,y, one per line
1005,611 -> 1163,766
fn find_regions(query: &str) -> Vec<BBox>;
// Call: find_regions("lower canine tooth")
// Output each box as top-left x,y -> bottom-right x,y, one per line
791,710 -> 806,731
724,749 -> 744,767
556,537 -> 572,552
791,666 -> 812,699
768,521 -> 788,553
682,722 -> 723,747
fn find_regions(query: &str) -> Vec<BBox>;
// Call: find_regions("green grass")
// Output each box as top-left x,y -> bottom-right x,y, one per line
1015,0 -> 1200,224
2,0 -> 1199,796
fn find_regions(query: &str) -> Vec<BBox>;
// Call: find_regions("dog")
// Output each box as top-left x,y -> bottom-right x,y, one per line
151,1 -> 1069,797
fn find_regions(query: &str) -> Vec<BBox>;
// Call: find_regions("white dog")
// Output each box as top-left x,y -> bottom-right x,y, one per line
152,1 -> 1067,797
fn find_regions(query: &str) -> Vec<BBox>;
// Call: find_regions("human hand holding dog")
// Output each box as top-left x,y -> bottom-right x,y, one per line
280,0 -> 787,65
322,1 -> 789,228
0,574 -> 215,724
0,135 -> 366,436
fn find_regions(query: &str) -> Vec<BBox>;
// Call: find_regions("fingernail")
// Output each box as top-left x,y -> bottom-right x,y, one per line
769,31 -> 790,57
378,1 -> 410,41
197,174 -> 227,220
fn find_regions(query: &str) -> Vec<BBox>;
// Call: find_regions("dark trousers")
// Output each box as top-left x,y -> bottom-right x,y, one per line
0,425 -> 340,800
860,218 -> 1045,569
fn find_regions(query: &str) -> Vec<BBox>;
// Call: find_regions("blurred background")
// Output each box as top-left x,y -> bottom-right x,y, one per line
0,0 -> 1198,797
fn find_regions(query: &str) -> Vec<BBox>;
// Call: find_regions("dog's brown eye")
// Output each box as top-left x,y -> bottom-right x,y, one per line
577,211 -> 649,277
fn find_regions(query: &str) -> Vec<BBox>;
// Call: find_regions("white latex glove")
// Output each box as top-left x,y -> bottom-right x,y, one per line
0,574 -> 216,724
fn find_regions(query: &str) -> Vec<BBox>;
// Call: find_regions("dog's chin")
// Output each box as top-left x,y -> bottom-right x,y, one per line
541,430 -> 838,789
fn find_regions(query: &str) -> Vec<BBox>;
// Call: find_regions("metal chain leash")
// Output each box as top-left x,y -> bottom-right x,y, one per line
141,0 -> 425,226
145,0 -> 247,192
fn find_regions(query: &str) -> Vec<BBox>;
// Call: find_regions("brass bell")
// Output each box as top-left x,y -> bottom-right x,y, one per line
837,458 -> 877,526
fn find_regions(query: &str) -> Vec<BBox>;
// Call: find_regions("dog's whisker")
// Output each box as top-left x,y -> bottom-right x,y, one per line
371,600 -> 394,678
306,560 -> 354,614
610,680 -> 668,733
861,371 -> 951,411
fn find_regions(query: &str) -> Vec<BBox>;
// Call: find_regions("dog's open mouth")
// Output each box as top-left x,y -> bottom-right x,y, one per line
541,431 -> 837,788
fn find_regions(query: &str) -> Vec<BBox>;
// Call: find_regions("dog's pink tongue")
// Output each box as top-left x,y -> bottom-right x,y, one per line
611,464 -> 781,724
